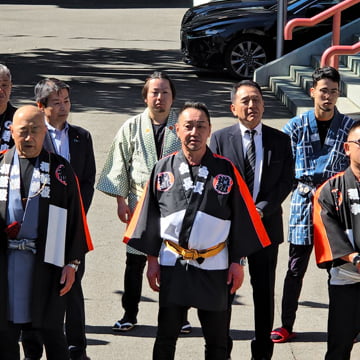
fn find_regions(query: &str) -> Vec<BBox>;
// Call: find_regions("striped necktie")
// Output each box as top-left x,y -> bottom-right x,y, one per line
245,129 -> 256,195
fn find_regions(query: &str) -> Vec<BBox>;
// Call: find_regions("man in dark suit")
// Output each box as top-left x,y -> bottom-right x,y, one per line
22,78 -> 96,360
210,80 -> 293,360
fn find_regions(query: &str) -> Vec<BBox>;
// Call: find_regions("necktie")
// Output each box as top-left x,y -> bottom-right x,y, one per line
245,129 -> 256,195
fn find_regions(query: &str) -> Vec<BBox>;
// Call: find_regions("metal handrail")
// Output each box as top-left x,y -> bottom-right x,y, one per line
284,0 -> 360,69
321,42 -> 360,67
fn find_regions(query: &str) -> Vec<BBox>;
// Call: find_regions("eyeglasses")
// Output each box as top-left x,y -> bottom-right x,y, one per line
347,140 -> 360,147
318,88 -> 340,96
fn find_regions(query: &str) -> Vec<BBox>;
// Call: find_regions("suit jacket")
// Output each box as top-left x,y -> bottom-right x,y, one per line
43,123 -> 96,214
210,123 -> 293,244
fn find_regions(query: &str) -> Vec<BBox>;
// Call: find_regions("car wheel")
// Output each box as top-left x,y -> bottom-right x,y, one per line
225,35 -> 269,79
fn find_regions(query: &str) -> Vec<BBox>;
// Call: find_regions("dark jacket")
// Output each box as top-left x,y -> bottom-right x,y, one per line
210,123 -> 293,244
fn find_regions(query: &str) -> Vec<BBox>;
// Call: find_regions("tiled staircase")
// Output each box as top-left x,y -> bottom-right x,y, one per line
255,21 -> 360,120
269,51 -> 360,118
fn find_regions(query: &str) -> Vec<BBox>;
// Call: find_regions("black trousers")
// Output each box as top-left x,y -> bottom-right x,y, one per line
22,259 -> 87,359
247,243 -> 279,360
0,322 -> 68,360
153,305 -> 228,360
122,252 -> 147,322
281,243 -> 313,333
325,282 -> 360,360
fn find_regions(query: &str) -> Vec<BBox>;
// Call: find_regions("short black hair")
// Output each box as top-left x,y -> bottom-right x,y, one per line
178,101 -> 211,125
141,71 -> 176,100
312,66 -> 340,87
347,120 -> 360,139
230,80 -> 263,102
34,78 -> 70,106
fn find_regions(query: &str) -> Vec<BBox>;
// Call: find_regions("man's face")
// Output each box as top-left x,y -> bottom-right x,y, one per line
230,85 -> 264,129
0,74 -> 12,110
11,107 -> 47,158
39,88 -> 71,125
310,78 -> 339,116
144,78 -> 173,116
345,127 -> 360,169
176,108 -> 211,154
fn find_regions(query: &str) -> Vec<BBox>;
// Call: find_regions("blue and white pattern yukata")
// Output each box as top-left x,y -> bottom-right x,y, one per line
283,107 -> 355,246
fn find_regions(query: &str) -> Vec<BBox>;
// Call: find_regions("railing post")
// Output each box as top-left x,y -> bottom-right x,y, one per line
331,11 -> 341,69
276,0 -> 288,58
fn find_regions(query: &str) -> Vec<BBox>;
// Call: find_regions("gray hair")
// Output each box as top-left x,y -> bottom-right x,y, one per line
34,77 -> 70,106
0,64 -> 12,81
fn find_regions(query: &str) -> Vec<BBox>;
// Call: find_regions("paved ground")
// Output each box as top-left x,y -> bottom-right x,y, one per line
1,2 -> 360,359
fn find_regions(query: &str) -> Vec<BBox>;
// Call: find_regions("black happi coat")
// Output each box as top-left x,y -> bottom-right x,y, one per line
0,148 -> 92,329
0,102 -> 16,150
125,148 -> 270,311
314,167 -> 360,268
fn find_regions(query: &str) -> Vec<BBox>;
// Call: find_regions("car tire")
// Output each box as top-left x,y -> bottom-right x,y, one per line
225,35 -> 270,79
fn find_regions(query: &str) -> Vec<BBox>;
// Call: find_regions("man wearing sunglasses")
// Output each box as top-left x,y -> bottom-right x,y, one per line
314,121 -> 360,359
271,66 -> 355,343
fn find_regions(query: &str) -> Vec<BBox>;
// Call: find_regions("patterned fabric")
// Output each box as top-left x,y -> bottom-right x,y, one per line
0,102 -> 16,151
283,108 -> 355,245
313,168 -> 360,282
97,108 -> 181,254
124,147 -> 270,265
0,148 -> 91,328
244,129 -> 256,195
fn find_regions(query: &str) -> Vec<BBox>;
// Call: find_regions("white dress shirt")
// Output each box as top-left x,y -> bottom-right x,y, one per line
46,122 -> 70,162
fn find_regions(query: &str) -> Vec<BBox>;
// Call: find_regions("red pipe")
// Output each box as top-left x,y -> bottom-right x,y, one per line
283,0 -> 360,69
321,42 -> 360,67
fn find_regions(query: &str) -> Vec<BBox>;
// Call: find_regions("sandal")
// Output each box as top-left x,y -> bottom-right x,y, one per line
270,327 -> 296,343
180,321 -> 192,335
112,319 -> 136,332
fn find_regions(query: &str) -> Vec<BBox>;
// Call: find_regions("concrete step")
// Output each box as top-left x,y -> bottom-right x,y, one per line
271,55 -> 360,117
288,65 -> 313,94
336,97 -> 360,121
342,54 -> 360,77
270,76 -> 313,116
338,65 -> 360,107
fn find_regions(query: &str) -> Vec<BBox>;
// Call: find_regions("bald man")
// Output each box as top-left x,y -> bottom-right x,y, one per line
0,105 -> 92,360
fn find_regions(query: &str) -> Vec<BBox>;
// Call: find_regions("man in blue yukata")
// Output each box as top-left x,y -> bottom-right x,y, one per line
271,66 -> 356,343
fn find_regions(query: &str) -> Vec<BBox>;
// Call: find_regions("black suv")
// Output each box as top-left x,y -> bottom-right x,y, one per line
181,0 -> 359,79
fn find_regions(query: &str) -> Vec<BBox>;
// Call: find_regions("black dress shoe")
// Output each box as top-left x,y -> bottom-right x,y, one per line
69,349 -> 91,360
70,354 -> 91,360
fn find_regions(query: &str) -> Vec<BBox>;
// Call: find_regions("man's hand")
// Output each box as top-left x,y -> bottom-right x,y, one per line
227,262 -> 245,294
117,196 -> 132,223
147,255 -> 160,292
60,265 -> 76,296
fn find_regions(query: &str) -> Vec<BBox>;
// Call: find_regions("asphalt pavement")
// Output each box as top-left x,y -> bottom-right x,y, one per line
1,2 -> 360,359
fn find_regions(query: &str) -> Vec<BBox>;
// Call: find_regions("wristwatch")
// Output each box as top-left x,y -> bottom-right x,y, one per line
239,257 -> 247,266
352,254 -> 360,266
67,259 -> 81,272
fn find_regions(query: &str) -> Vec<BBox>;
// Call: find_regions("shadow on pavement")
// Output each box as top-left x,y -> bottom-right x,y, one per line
290,331 -> 327,343
85,324 -> 260,340
114,290 -> 157,303
1,47 -> 292,120
0,47 -> 238,118
299,300 -> 329,309
84,324 -> 327,342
